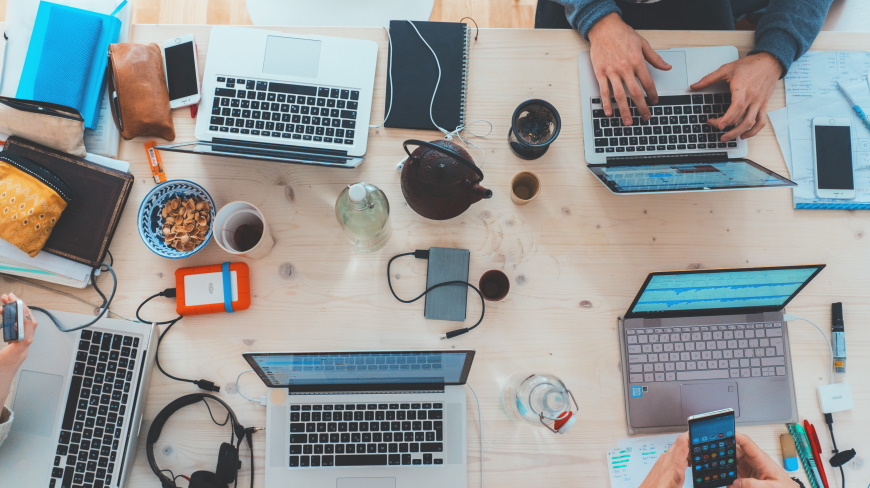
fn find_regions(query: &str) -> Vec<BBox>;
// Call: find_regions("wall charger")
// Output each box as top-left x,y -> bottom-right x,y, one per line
817,382 -> 853,413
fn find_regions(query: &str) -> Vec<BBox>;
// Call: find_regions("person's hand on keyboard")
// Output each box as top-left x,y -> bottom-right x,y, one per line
0,293 -> 39,405
587,13 -> 672,127
731,433 -> 798,488
690,53 -> 783,143
639,433 -> 689,488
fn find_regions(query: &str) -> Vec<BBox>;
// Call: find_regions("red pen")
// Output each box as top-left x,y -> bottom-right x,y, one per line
804,420 -> 829,488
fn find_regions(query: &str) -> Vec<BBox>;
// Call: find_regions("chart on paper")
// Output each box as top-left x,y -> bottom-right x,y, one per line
607,434 -> 691,488
785,51 -> 870,105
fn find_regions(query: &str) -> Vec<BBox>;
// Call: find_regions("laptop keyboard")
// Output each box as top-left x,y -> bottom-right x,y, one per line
289,402 -> 445,468
591,94 -> 738,154
626,322 -> 786,383
210,76 -> 360,146
50,329 -> 139,488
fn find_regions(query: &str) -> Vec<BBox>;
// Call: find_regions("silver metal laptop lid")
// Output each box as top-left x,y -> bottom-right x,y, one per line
156,140 -> 364,168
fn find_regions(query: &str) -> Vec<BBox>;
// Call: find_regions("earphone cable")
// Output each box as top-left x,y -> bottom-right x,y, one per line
782,314 -> 835,384
29,261 -> 118,332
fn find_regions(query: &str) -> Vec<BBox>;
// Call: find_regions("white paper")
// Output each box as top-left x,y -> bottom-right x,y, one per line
768,107 -> 791,172
2,0 -> 131,157
784,81 -> 870,208
784,51 -> 870,105
607,434 -> 691,488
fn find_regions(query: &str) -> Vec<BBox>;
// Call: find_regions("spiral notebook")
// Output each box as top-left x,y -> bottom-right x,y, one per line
384,20 -> 470,131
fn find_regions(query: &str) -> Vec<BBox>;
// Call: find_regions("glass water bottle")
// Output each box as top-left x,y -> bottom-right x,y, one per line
335,182 -> 391,252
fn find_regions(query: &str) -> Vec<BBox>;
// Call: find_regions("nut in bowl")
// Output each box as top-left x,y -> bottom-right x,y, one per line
138,180 -> 216,259
161,197 -> 211,252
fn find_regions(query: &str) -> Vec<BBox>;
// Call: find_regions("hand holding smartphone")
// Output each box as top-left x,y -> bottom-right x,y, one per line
688,408 -> 737,488
2,300 -> 24,342
162,34 -> 201,109
813,117 -> 855,200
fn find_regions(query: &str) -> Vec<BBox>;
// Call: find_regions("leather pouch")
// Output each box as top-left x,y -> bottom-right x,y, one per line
0,153 -> 72,256
0,97 -> 86,157
107,43 -> 175,141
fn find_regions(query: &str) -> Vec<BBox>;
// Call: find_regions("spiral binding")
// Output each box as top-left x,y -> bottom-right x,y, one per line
459,25 -> 470,129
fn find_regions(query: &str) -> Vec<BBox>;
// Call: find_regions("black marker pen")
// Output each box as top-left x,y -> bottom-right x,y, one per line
832,302 -> 846,374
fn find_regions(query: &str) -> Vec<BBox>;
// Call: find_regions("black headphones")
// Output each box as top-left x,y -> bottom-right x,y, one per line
402,139 -> 485,182
147,394 -> 253,488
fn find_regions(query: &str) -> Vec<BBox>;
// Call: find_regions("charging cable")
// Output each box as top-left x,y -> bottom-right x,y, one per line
466,382 -> 484,488
785,314 -> 856,488
136,288 -> 220,392
29,261 -> 118,332
236,369 -> 268,406
387,250 -> 485,339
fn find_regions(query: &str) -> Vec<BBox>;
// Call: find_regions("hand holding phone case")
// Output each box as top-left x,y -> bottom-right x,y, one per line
0,153 -> 72,256
0,97 -> 86,157
107,43 -> 175,141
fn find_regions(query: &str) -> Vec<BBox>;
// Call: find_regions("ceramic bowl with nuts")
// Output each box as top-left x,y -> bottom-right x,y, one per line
137,180 -> 216,259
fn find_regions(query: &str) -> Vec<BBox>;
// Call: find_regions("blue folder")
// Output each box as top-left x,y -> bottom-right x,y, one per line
16,2 -> 122,130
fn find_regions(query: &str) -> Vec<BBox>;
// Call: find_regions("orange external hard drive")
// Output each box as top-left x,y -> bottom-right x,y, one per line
175,262 -> 251,315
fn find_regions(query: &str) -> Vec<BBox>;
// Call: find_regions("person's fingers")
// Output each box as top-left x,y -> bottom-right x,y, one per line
732,478 -> 782,488
626,78 -> 650,120
609,75 -> 633,126
741,107 -> 768,139
597,73 -> 614,117
642,41 -> 671,71
691,65 -> 728,90
0,293 -> 9,304
636,65 -> 659,108
722,105 -> 758,141
21,302 -> 38,343
711,90 -> 747,131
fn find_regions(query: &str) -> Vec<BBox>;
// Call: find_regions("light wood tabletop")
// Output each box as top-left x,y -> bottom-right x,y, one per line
3,25 -> 869,487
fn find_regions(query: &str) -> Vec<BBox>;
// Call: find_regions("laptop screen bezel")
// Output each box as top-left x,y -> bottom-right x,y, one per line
243,350 -> 476,392
623,265 -> 825,319
587,158 -> 796,194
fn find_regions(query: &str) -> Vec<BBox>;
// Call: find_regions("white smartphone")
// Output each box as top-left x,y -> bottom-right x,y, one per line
812,117 -> 855,199
162,34 -> 201,109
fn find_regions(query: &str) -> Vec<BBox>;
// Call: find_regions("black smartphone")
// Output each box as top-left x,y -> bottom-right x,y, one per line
688,408 -> 737,488
2,300 -> 24,342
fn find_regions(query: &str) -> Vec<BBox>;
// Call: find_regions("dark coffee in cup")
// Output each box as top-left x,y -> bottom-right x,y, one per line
479,270 -> 510,301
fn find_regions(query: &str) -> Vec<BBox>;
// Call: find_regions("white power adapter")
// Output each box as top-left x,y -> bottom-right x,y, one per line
817,382 -> 854,413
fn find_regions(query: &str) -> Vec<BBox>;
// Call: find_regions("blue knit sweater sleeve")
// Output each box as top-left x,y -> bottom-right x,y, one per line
749,0 -> 833,74
548,0 -> 622,39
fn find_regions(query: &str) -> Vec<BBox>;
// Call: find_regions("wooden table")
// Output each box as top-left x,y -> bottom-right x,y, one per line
4,25 -> 869,487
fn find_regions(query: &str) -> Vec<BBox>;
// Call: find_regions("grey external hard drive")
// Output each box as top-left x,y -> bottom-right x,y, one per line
424,247 -> 470,321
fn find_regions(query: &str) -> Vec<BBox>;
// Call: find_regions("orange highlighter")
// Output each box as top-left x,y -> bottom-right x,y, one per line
804,420 -> 829,488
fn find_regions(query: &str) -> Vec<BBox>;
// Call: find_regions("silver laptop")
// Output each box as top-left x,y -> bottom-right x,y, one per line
157,26 -> 378,168
0,310 -> 157,488
618,265 -> 824,434
243,350 -> 475,488
580,47 -> 757,183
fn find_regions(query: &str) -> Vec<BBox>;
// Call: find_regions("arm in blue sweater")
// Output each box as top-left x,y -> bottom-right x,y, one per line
749,0 -> 833,74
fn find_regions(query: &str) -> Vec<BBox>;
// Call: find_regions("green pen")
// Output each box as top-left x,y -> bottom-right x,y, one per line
791,424 -> 824,488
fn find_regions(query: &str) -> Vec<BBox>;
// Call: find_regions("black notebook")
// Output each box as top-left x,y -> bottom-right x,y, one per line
385,20 -> 470,131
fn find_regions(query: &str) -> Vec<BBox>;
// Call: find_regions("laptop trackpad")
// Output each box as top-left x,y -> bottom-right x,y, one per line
337,478 -> 396,488
263,35 -> 321,78
12,371 -> 63,437
680,382 -> 740,419
649,51 -> 689,90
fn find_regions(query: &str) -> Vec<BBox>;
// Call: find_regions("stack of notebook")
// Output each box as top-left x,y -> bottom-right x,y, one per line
0,137 -> 133,288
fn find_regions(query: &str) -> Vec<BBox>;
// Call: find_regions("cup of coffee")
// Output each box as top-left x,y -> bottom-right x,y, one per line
510,171 -> 541,205
479,270 -> 510,301
214,201 -> 274,259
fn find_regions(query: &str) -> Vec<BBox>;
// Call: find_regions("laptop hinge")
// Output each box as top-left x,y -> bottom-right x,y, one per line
212,137 -> 349,157
605,151 -> 729,166
286,383 -> 446,395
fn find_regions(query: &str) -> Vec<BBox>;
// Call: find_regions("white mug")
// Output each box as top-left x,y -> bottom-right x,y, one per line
213,201 -> 275,259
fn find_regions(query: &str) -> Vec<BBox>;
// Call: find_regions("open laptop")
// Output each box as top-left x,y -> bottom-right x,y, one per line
157,26 -> 378,168
579,47 -> 795,194
0,310 -> 157,488
244,350 -> 475,488
618,265 -> 825,434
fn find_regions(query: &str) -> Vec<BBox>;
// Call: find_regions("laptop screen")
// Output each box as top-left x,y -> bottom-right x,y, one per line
588,160 -> 795,193
244,350 -> 475,391
625,265 -> 825,318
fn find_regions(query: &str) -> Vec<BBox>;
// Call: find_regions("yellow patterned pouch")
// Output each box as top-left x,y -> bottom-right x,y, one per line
0,153 -> 72,257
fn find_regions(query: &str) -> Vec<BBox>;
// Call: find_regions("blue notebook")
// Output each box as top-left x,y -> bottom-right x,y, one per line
16,2 -> 123,130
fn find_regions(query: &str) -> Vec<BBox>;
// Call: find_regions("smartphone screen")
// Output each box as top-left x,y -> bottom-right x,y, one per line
689,410 -> 737,488
2,302 -> 18,342
814,125 -> 853,190
164,41 -> 199,101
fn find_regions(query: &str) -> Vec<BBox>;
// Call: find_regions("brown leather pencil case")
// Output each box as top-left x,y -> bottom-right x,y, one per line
107,43 -> 175,141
